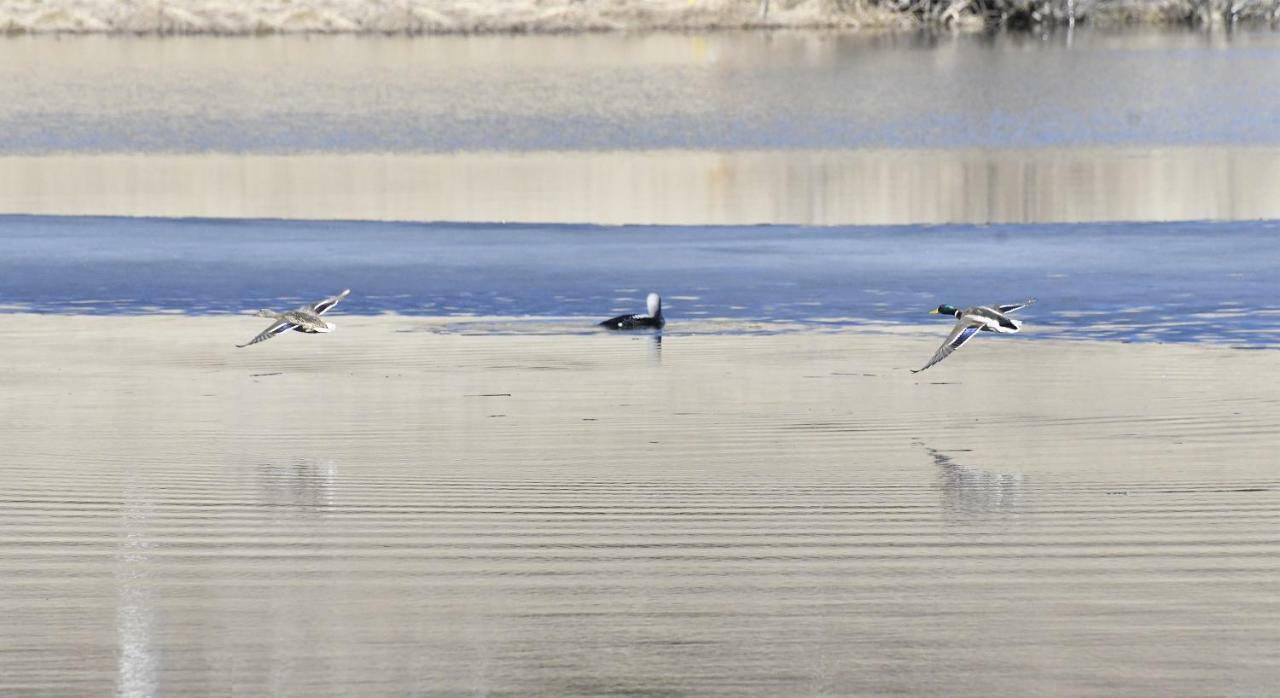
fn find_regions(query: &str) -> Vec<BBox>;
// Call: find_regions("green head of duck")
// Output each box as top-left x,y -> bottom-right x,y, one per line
932,304 -> 960,317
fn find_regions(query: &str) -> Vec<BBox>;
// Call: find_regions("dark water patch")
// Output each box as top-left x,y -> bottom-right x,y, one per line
3,214 -> 1279,345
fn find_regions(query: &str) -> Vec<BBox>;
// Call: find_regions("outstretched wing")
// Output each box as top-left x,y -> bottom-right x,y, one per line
237,319 -> 297,348
912,322 -> 982,373
997,298 -> 1036,314
310,289 -> 351,316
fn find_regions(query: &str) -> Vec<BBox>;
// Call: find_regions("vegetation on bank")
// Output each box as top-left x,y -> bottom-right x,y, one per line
0,0 -> 1277,34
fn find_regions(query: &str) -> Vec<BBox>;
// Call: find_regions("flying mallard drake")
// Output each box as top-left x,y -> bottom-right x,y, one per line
599,292 -> 665,330
913,299 -> 1035,373
237,289 -> 350,348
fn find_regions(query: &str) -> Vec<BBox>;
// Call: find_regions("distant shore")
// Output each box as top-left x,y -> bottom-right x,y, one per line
0,0 -> 1275,34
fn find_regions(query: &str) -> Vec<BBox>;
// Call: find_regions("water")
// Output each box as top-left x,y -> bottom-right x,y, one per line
1,321 -> 1278,695
10,147 -> 1280,226
2,214 -> 1279,345
4,27 -> 1280,696
6,31 -> 1280,225
4,31 -> 1280,153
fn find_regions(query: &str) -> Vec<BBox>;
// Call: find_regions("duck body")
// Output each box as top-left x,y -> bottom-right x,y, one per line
238,289 -> 350,348
950,305 -> 1023,334
599,313 -> 665,330
913,300 -> 1034,373
279,309 -> 334,334
600,292 -> 665,330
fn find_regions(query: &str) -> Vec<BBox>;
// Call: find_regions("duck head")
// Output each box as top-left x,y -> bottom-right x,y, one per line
255,309 -> 279,319
930,304 -> 960,317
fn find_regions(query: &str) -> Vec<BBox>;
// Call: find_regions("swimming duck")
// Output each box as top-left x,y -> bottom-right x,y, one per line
237,289 -> 351,348
600,292 -> 665,330
913,299 -> 1035,373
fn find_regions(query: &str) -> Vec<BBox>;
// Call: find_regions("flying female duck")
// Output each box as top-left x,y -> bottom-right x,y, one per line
237,289 -> 351,348
913,299 -> 1035,373
599,292 -> 665,330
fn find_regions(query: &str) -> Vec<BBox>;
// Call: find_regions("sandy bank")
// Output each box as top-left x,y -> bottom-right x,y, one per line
6,147 -> 1280,225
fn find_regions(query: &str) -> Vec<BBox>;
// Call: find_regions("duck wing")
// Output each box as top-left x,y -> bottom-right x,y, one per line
282,310 -> 331,332
237,318 -> 297,348
912,321 -> 983,373
309,289 -> 350,316
997,298 -> 1036,314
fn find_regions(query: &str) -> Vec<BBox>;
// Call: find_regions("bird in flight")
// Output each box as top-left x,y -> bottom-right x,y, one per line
913,299 -> 1035,373
237,289 -> 351,348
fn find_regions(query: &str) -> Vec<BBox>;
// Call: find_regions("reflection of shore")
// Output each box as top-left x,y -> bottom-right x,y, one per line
926,446 -> 1024,520
5,147 -> 1280,226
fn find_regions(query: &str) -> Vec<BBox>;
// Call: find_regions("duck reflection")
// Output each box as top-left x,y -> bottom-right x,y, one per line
926,446 -> 1023,521
649,333 -> 662,366
257,458 -> 336,514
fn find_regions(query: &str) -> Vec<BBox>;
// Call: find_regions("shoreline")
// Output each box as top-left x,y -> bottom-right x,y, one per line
0,312 -> 1273,351
0,0 -> 1274,35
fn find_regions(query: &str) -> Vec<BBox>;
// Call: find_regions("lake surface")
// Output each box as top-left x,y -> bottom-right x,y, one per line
1,317 -> 1278,695
4,31 -> 1280,225
8,147 -> 1280,226
3,27 -> 1280,697
2,214 -> 1279,346
5,31 -> 1280,153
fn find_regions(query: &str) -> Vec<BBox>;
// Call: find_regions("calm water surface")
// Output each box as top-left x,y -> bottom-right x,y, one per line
1,323 -> 1277,695
4,31 -> 1280,153
1,214 -> 1279,345
5,31 -> 1280,225
3,26 -> 1280,697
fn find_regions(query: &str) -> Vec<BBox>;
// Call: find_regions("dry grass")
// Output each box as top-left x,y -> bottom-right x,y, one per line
0,0 -> 1275,33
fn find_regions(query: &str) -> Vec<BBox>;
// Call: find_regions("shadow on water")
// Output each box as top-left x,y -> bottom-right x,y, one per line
924,445 -> 1024,521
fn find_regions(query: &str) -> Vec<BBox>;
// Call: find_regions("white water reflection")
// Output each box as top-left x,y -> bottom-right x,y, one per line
114,479 -> 157,698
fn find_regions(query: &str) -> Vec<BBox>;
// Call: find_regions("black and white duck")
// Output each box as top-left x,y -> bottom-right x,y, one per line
599,292 -> 665,330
